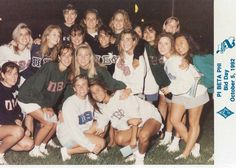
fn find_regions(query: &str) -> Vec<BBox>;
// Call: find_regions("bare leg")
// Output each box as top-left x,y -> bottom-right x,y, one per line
0,125 -> 24,153
182,105 -> 203,156
29,109 -> 54,146
138,119 -> 161,154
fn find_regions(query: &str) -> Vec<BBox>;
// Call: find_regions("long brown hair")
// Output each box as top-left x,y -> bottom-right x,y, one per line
40,25 -> 62,60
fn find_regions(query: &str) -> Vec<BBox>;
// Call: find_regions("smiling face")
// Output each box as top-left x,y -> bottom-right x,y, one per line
17,28 -> 31,48
71,31 -> 84,48
164,19 -> 179,35
113,13 -> 125,33
73,78 -> 89,99
47,28 -> 61,48
90,84 -> 107,103
76,48 -> 91,69
158,36 -> 172,58
98,30 -> 110,48
120,33 -> 136,54
84,12 -> 98,31
59,48 -> 73,69
1,68 -> 18,88
143,27 -> 156,45
64,10 -> 77,26
175,36 -> 190,57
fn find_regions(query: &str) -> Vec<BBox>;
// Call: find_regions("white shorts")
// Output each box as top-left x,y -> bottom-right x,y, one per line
18,101 -> 41,114
172,92 -> 209,109
56,123 -> 79,149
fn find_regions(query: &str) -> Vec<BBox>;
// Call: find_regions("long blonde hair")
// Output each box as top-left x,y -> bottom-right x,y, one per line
11,23 -> 33,54
74,43 -> 97,78
109,9 -> 132,33
40,25 -> 62,60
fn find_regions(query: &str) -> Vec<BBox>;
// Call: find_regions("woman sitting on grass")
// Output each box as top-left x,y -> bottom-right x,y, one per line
17,45 -> 73,158
89,79 -> 163,165
57,74 -> 106,162
0,62 -> 34,165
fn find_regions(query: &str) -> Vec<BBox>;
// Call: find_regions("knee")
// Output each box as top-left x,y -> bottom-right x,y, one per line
22,139 -> 34,151
115,134 -> 125,146
138,131 -> 149,144
12,126 -> 24,140
42,121 -> 54,130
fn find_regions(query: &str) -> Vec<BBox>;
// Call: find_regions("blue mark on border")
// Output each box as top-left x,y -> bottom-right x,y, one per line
217,107 -> 234,119
216,36 -> 235,54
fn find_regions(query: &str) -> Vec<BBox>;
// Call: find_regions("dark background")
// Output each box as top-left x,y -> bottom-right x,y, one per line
0,0 -> 213,52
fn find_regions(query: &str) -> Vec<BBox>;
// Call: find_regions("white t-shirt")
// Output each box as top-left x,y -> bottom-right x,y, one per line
113,53 -> 146,95
0,45 -> 31,72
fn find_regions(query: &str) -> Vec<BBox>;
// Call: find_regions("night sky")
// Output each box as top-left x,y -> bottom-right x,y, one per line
0,0 -> 213,51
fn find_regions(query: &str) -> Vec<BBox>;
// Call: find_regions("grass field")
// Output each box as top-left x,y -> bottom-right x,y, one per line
5,100 -> 214,165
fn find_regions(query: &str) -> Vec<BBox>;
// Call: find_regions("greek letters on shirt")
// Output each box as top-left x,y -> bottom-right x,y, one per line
164,66 -> 177,80
47,81 -> 65,92
5,99 -> 18,111
78,111 -> 93,124
95,53 -> 118,65
111,108 -> 125,120
31,56 -> 52,68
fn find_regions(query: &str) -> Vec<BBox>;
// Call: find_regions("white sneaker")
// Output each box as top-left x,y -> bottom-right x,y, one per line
40,148 -> 49,156
158,137 -> 171,146
101,147 -> 108,154
0,156 -> 8,165
125,154 -> 135,162
29,148 -> 45,158
87,153 -> 98,160
191,143 -> 200,158
60,147 -> 71,162
48,140 -> 60,148
174,154 -> 187,160
167,141 -> 180,153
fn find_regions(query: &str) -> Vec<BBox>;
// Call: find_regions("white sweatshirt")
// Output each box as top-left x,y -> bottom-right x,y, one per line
164,55 -> 195,96
0,45 -> 31,72
57,95 -> 96,151
143,49 -> 159,95
96,90 -> 162,131
113,53 -> 146,95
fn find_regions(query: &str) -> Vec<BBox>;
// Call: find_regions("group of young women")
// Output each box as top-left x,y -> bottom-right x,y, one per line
0,3 -> 213,165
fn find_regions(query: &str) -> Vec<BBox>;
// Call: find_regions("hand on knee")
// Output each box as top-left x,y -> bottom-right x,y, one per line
128,118 -> 142,126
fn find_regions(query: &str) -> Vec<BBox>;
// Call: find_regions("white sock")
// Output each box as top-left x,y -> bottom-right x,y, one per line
33,145 -> 40,151
172,136 -> 180,144
39,143 -> 46,151
164,131 -> 172,140
134,150 -> 145,159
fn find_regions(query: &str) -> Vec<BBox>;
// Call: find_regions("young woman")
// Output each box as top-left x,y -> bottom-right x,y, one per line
24,25 -> 62,79
17,45 -> 73,158
109,9 -> 132,45
159,33 -> 209,159
113,29 -> 146,97
142,24 -> 161,103
162,16 -> 180,35
174,32 -> 213,158
60,4 -> 78,44
109,9 -> 144,68
70,24 -> 86,53
93,25 -> 119,75
0,23 -> 33,84
80,9 -> 103,50
89,79 -> 163,165
63,43 -> 127,99
57,75 -> 106,162
175,32 -> 214,94
0,62 -> 34,165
